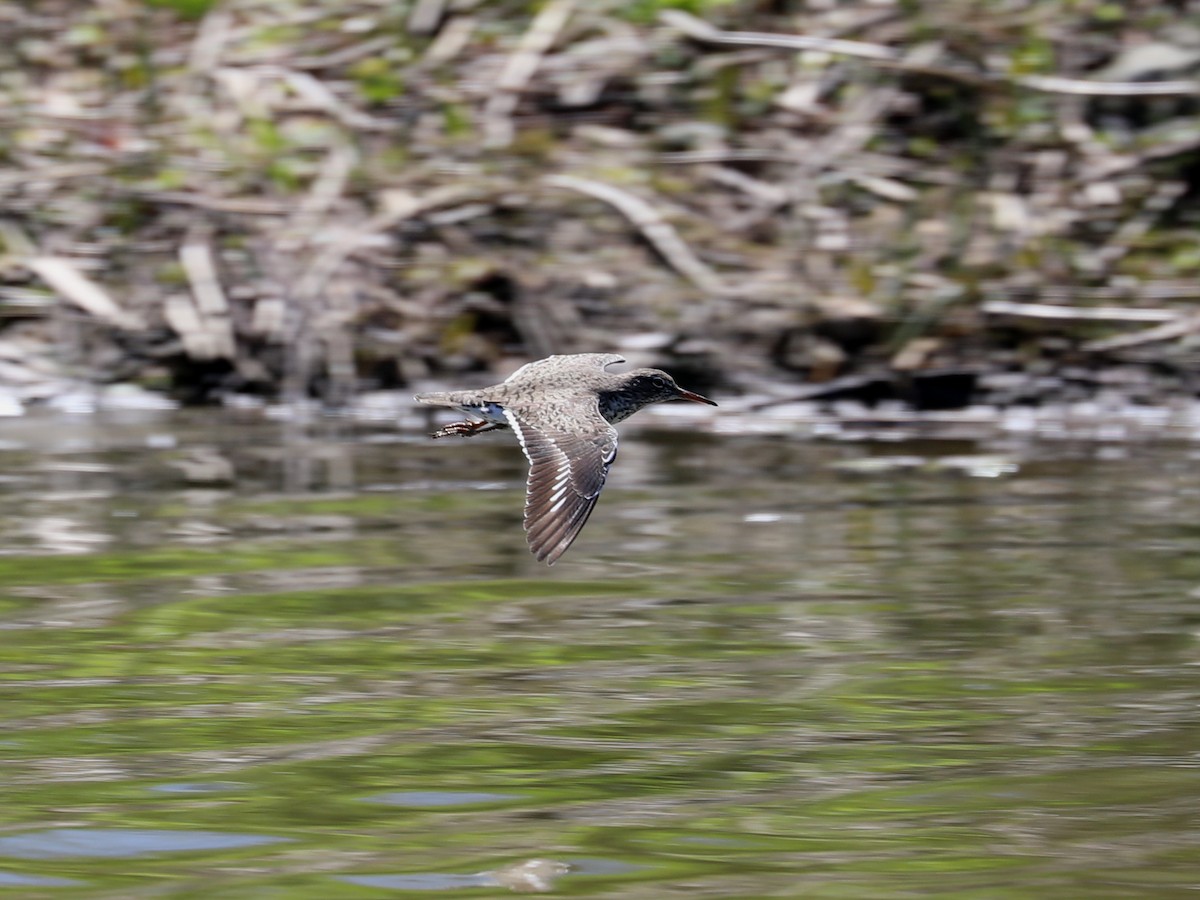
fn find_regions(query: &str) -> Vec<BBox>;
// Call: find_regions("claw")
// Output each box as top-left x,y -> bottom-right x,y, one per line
431,420 -> 502,439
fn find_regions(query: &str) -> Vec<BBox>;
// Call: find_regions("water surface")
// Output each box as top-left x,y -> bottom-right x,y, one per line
1,406 -> 1198,897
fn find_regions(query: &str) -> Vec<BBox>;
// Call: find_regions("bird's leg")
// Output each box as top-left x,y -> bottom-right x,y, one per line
431,420 -> 505,440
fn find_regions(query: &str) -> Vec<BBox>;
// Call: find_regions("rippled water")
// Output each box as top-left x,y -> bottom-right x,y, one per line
1,405 -> 1199,897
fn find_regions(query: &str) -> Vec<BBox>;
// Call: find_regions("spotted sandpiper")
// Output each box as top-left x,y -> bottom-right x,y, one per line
414,353 -> 717,564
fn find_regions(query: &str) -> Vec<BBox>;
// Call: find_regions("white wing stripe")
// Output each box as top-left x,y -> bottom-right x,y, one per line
502,404 -> 619,564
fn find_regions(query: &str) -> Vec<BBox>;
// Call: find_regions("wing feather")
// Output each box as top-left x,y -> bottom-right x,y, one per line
504,405 -> 618,565
504,353 -> 625,386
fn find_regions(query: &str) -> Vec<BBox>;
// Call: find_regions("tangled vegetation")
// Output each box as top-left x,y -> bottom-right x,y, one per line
0,0 -> 1197,408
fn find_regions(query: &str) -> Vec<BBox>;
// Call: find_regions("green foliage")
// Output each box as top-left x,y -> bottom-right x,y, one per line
350,57 -> 405,105
618,0 -> 736,26
265,159 -> 300,192
1009,35 -> 1055,75
511,126 -> 556,158
156,261 -> 189,287
1169,245 -> 1200,273
64,23 -> 105,47
1092,2 -> 1125,23
247,118 -> 287,156
150,167 -> 188,191
103,198 -> 155,235
142,0 -> 219,20
442,102 -> 473,139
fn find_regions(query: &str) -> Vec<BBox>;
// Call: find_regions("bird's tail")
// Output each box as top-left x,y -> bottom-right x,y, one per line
414,390 -> 465,407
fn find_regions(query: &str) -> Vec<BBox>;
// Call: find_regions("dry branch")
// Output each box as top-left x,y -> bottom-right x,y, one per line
2,0 -> 1196,406
544,174 -> 731,295
129,191 -> 291,216
178,237 -> 235,359
662,10 -> 1200,97
1076,182 -> 1188,274
26,258 -> 140,330
982,301 -> 1180,324
289,142 -> 358,232
1084,316 -> 1200,352
408,0 -> 446,36
483,0 -> 576,149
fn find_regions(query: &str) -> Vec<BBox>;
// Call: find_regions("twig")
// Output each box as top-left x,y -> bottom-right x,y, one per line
292,36 -> 395,71
178,234 -> 235,359
798,85 -> 898,176
424,16 -> 476,66
187,6 -> 234,75
217,66 -> 393,133
661,10 -> 1200,97
408,0 -> 446,36
851,174 -> 918,202
1017,74 -> 1200,97
544,174 -> 731,295
26,257 -> 140,330
289,141 -> 358,232
1080,135 -> 1200,183
128,190 -> 290,216
1075,182 -> 1187,274
1083,316 -> 1200,352
277,68 -> 393,133
179,239 -> 229,319
164,294 -> 228,360
659,149 -> 790,164
982,300 -> 1180,324
0,163 -> 106,189
701,165 -> 789,205
661,10 -> 895,61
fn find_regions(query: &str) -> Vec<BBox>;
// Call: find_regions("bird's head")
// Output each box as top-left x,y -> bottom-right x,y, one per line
621,369 -> 718,408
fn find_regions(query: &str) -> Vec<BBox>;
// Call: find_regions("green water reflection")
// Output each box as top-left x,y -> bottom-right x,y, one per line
0,410 -> 1198,897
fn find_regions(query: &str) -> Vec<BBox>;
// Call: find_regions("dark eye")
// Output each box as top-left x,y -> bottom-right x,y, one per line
650,375 -> 667,389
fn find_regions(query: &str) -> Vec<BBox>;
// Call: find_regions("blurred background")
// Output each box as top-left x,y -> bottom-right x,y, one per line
1,0 -> 1199,411
1,1 -> 1200,897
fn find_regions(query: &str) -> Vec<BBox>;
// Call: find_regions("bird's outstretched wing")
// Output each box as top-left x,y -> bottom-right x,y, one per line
504,353 -> 625,384
503,404 -> 618,565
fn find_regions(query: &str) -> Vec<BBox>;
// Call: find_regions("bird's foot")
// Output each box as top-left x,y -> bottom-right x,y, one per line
431,420 -> 503,439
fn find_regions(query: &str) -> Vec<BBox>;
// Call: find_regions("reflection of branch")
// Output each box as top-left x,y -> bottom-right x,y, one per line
544,174 -> 730,295
662,10 -> 1200,97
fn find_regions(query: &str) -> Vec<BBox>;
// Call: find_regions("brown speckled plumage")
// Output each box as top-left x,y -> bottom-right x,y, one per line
414,353 -> 717,565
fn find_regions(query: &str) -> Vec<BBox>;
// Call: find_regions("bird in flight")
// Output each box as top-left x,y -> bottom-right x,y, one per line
415,353 -> 717,564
